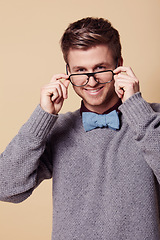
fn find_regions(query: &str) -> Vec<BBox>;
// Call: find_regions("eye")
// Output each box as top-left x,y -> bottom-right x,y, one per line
77,68 -> 86,72
72,66 -> 87,73
95,66 -> 106,71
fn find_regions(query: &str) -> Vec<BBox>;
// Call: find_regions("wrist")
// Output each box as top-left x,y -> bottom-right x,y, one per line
21,105 -> 58,139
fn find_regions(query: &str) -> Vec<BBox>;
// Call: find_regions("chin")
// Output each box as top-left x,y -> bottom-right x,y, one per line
84,99 -> 107,109
83,93 -> 118,112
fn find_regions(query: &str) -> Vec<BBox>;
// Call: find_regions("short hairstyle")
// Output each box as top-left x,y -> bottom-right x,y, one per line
60,17 -> 122,63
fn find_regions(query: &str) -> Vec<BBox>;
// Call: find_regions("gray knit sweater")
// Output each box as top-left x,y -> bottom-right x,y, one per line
1,92 -> 160,240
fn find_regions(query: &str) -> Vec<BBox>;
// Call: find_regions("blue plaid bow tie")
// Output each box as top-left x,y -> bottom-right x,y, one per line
82,110 -> 120,132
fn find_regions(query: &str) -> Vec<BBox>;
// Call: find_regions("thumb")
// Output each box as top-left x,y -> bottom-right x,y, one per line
63,79 -> 70,88
63,79 -> 70,99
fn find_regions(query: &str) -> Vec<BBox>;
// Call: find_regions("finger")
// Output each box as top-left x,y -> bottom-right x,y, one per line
114,85 -> 124,99
63,79 -> 70,88
117,89 -> 124,99
55,80 -> 70,99
50,88 -> 61,103
114,79 -> 124,92
114,66 -> 136,78
114,73 -> 139,84
42,82 -> 63,104
114,76 -> 140,93
50,74 -> 70,99
50,74 -> 69,83
48,80 -> 68,100
63,79 -> 70,98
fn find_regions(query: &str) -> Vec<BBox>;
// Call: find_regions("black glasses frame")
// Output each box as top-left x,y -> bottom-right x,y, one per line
67,70 -> 115,87
66,59 -> 118,87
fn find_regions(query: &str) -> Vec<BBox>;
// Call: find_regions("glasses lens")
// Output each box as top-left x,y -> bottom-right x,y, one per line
70,74 -> 88,86
95,71 -> 113,83
69,71 -> 113,86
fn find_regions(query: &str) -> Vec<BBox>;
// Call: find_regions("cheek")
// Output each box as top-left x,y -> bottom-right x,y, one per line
104,81 -> 115,92
72,86 -> 82,97
73,86 -> 78,93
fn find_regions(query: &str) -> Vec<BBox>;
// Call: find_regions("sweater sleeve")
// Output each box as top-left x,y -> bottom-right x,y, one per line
119,92 -> 160,183
0,105 -> 58,203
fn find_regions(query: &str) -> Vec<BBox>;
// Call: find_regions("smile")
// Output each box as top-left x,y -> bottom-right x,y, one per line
84,86 -> 104,95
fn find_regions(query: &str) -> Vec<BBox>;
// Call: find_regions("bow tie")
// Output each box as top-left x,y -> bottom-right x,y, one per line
82,110 -> 120,132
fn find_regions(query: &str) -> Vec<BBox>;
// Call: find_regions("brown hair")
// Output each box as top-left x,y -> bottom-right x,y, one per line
60,17 -> 122,63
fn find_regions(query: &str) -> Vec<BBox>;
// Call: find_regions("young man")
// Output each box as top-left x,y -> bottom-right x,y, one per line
0,17 -> 160,240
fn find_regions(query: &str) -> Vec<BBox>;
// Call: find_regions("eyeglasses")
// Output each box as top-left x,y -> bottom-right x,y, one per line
68,70 -> 115,87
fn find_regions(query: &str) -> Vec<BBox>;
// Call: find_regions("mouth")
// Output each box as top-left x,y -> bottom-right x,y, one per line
84,86 -> 104,95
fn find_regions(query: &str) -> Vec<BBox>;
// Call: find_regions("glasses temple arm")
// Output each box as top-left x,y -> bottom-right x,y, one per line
66,64 -> 69,75
115,59 -> 119,68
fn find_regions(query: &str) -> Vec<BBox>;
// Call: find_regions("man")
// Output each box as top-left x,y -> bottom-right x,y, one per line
0,17 -> 160,240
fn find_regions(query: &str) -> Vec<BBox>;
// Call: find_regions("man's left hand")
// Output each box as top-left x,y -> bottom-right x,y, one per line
113,66 -> 140,103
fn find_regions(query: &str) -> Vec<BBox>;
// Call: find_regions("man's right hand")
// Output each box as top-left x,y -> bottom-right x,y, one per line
40,74 -> 70,114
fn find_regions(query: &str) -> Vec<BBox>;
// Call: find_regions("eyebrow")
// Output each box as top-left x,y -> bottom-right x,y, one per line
72,62 -> 112,72
72,66 -> 86,71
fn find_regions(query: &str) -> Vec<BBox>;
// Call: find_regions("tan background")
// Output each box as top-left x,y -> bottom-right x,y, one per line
0,0 -> 160,239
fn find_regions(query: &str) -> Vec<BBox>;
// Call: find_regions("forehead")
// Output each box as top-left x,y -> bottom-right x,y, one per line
67,45 -> 114,68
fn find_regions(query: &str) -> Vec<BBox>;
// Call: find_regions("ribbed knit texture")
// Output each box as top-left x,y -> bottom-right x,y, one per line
1,92 -> 160,240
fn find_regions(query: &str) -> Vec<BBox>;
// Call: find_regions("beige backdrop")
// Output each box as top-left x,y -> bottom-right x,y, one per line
0,0 -> 160,239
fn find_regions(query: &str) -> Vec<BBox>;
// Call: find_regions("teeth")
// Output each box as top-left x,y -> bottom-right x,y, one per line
87,89 -> 100,92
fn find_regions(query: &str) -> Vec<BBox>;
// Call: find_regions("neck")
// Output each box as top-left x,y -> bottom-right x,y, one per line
82,95 -> 121,114
83,96 -> 121,114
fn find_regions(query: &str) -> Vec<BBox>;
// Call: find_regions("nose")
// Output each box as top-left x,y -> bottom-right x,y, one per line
87,75 -> 99,87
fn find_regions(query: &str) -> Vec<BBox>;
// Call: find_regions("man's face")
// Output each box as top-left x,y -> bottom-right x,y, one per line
67,45 -> 119,114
